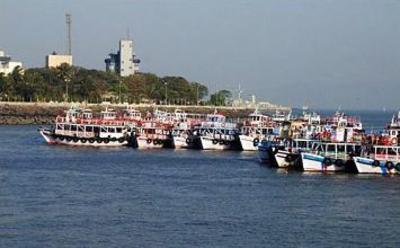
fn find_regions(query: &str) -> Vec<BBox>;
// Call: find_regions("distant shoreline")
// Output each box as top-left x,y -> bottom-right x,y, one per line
0,101 -> 290,125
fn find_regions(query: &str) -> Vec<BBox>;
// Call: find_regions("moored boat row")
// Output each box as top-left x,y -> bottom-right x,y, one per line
39,106 -> 400,175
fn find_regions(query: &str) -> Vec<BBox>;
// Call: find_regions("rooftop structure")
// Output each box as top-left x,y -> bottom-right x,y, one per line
46,52 -> 73,68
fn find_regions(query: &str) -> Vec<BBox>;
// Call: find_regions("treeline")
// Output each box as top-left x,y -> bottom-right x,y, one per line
0,64 -> 232,105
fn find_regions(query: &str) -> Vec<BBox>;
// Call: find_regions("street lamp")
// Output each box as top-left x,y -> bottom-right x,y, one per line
164,81 -> 168,105
196,84 -> 199,106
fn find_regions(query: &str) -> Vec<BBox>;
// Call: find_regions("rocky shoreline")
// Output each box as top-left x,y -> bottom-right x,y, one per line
0,102 -> 291,125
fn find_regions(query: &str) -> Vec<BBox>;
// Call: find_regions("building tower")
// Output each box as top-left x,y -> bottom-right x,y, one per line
105,39 -> 140,77
119,40 -> 134,77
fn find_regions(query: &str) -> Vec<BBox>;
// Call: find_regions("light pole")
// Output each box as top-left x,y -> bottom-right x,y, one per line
65,78 -> 70,102
196,84 -> 199,106
164,81 -> 168,105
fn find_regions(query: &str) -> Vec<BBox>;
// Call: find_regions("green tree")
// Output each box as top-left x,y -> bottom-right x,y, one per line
209,90 -> 232,106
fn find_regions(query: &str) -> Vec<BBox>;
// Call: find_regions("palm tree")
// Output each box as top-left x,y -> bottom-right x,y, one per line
55,63 -> 73,102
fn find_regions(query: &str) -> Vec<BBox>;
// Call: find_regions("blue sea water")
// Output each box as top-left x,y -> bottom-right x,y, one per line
1,110 -> 400,247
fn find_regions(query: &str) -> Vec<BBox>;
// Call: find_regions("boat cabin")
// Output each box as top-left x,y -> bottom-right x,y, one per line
101,108 -> 117,120
373,145 -> 400,162
310,142 -> 362,159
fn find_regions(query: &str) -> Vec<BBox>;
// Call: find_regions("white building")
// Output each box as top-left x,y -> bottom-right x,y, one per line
0,49 -> 23,75
105,39 -> 140,77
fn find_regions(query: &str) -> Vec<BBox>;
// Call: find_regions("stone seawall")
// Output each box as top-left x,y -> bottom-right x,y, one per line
0,102 -> 291,125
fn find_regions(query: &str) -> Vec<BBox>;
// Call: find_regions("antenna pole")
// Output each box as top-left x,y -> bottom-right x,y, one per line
66,13 -> 72,55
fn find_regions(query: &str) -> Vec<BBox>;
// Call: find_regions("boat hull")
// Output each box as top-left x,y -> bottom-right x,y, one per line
40,130 -> 130,147
353,157 -> 398,175
238,135 -> 258,151
301,152 -> 345,172
199,136 -> 234,150
273,150 -> 298,168
172,136 -> 192,149
136,137 -> 165,149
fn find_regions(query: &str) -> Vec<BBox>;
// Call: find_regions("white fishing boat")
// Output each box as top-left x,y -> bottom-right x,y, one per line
39,107 -> 134,147
301,142 -> 361,172
192,113 -> 239,150
353,145 -> 400,175
171,122 -> 193,149
352,111 -> 400,174
238,110 -> 276,151
134,119 -> 172,149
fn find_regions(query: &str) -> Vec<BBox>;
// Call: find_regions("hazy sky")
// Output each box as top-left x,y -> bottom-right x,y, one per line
1,0 -> 399,109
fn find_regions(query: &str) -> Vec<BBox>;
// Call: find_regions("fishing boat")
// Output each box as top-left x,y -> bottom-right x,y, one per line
352,111 -> 400,174
39,107 -> 134,147
192,113 -> 239,150
271,139 -> 316,168
238,110 -> 277,151
300,142 -> 361,172
134,120 -> 172,149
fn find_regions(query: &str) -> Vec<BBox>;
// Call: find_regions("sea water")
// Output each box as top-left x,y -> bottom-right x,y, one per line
1,110 -> 400,247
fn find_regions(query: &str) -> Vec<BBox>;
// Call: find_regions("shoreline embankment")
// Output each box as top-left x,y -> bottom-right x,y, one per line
0,101 -> 291,125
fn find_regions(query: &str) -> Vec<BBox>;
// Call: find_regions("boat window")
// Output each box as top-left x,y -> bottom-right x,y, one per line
71,125 -> 77,131
85,126 -> 93,132
65,124 -> 70,130
388,148 -> 397,155
116,127 -> 122,133
108,127 -> 116,133
327,144 -> 336,152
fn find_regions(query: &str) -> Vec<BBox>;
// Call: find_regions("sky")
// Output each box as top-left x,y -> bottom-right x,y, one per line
0,0 -> 399,110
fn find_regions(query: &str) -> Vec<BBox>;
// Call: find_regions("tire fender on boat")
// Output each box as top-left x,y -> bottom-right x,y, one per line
372,160 -> 380,167
146,139 -> 152,144
322,158 -> 333,166
104,138 -> 110,144
89,138 -> 95,143
185,138 -> 191,144
335,159 -> 345,167
385,161 -> 394,170
285,154 -> 293,162
118,137 -> 125,143
253,138 -> 260,147
212,139 -> 218,145
81,138 -> 87,143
